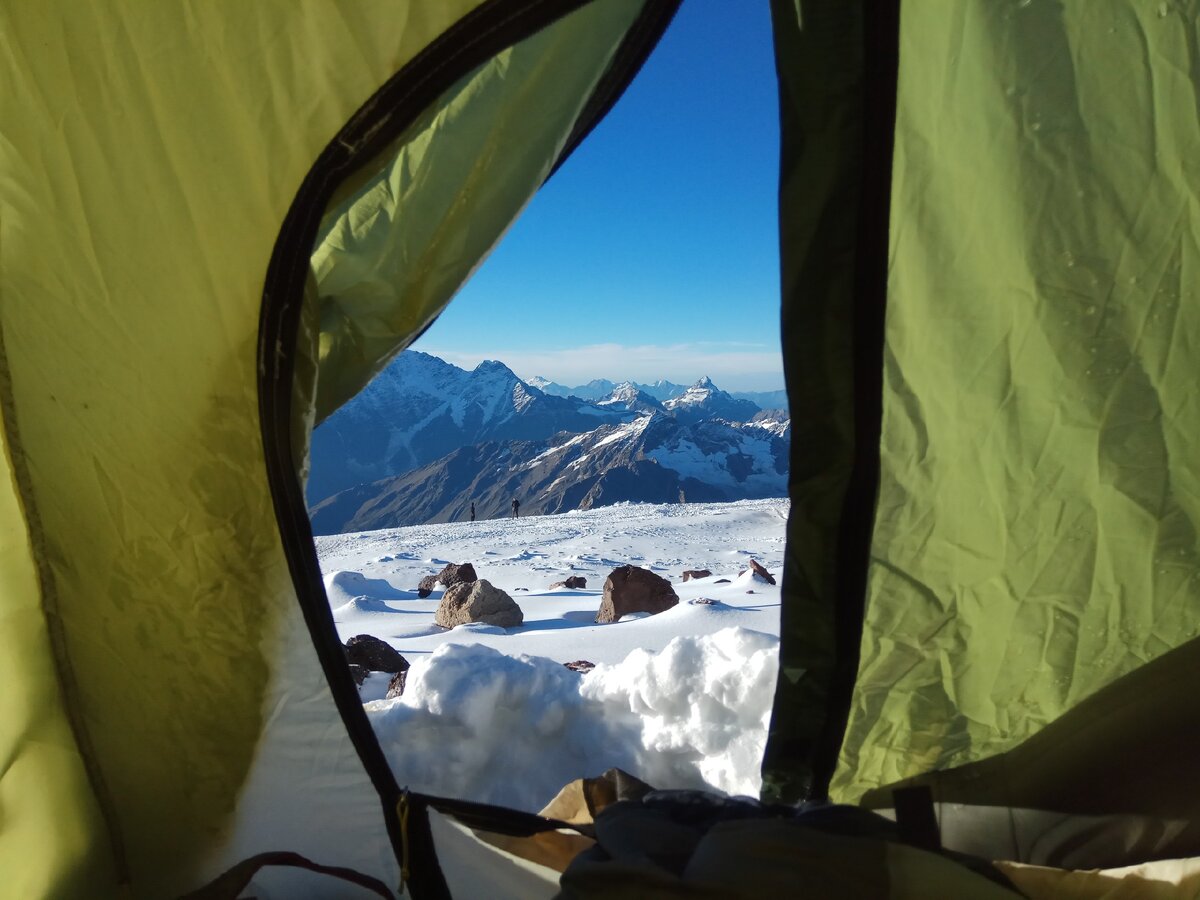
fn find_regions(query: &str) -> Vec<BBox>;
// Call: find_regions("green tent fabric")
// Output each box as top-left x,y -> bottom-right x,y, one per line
3,0 -> 1199,896
307,0 -> 646,424
830,0 -> 1200,803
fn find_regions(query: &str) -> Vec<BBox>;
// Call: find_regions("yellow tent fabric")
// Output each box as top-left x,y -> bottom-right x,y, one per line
0,1 -> 646,895
0,3 -> 484,891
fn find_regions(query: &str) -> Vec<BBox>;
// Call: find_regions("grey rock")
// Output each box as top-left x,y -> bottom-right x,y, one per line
435,579 -> 523,629
549,575 -> 588,590
385,670 -> 408,699
596,566 -> 678,624
345,635 -> 410,674
437,562 -> 477,588
748,560 -> 776,585
681,569 -> 712,582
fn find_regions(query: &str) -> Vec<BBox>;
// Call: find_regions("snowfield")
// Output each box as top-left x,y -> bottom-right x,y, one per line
316,498 -> 787,812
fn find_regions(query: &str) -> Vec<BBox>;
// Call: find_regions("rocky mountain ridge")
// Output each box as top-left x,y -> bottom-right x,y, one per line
529,375 -> 786,409
310,410 -> 788,534
308,351 -> 790,531
307,352 -> 633,504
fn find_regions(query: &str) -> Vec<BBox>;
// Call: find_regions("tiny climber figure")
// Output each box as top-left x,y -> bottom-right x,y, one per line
470,501 -> 475,522
511,498 -> 520,518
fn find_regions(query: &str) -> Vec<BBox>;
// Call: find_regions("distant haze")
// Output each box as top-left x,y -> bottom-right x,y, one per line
424,342 -> 785,393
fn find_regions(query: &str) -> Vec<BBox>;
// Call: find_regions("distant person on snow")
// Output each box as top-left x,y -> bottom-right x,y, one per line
512,498 -> 520,519
470,502 -> 475,522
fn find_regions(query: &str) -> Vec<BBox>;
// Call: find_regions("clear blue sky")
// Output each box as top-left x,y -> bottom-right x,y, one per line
420,0 -> 782,392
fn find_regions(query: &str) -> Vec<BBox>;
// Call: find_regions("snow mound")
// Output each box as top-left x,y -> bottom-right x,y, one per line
456,622 -> 508,636
324,570 -> 408,606
583,627 -> 778,796
332,596 -> 399,618
365,628 -> 778,812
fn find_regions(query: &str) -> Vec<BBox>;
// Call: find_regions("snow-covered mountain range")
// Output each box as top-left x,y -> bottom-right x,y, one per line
308,351 -> 790,532
308,353 -> 633,504
310,413 -> 788,534
529,375 -> 787,409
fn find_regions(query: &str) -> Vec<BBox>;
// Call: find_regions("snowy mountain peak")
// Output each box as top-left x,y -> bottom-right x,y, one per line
308,351 -> 631,505
666,378 -> 724,408
473,359 -> 519,380
663,377 -> 760,424
608,381 -> 642,401
598,382 -> 665,415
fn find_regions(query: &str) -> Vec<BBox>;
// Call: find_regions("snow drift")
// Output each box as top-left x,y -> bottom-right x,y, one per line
365,628 -> 779,812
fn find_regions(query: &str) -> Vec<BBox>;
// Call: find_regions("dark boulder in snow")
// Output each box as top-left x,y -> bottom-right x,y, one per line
715,578 -> 731,584
437,562 -> 477,588
746,560 -> 776,585
348,663 -> 369,686
417,574 -> 438,598
596,566 -> 678,624
550,575 -> 587,589
563,660 -> 596,673
435,579 -> 523,629
681,569 -> 712,582
345,634 -> 410,674
385,670 -> 408,699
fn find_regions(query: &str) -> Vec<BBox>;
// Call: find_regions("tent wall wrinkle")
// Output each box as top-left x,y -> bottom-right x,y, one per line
0,2 -> 484,895
833,0 -> 1200,802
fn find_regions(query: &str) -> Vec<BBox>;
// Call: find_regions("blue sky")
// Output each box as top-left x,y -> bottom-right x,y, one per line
420,0 -> 782,391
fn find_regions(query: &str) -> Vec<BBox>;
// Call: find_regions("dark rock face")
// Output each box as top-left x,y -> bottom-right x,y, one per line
385,670 -> 407,699
435,579 -> 524,628
748,560 -> 776,585
596,566 -> 678,624
437,562 -> 477,588
563,660 -> 596,673
309,410 -> 788,535
345,635 -> 410,674
348,663 -> 369,686
417,574 -> 438,598
681,569 -> 712,582
306,351 -> 632,507
550,575 -> 587,589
